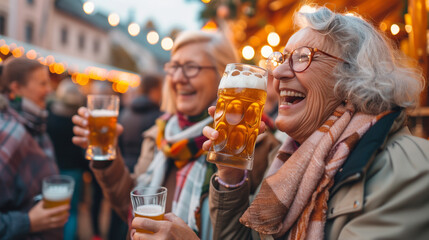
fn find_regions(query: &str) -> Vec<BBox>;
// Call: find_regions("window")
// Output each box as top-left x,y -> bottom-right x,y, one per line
26,0 -> 34,5
78,33 -> 85,50
0,15 -> 5,35
93,38 -> 100,54
25,22 -> 33,43
61,27 -> 68,45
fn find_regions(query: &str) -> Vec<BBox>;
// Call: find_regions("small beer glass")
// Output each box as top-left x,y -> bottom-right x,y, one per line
86,95 -> 119,161
130,186 -> 167,234
207,63 -> 267,170
42,175 -> 74,211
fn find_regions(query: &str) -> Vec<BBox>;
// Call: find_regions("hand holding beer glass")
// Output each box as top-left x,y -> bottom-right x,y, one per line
42,175 -> 74,214
130,186 -> 167,234
207,63 -> 267,170
86,95 -> 119,161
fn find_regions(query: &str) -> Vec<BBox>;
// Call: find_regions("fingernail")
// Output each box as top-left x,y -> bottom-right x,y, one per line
85,130 -> 89,136
211,131 -> 218,140
83,120 -> 88,126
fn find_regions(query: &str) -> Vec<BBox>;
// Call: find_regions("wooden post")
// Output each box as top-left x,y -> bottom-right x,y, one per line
408,0 -> 428,106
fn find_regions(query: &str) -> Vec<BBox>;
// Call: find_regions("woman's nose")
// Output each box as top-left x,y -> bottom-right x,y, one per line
272,61 -> 295,80
170,67 -> 188,83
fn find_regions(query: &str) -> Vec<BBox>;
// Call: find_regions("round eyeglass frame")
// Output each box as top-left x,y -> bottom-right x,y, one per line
164,62 -> 217,79
266,46 -> 346,73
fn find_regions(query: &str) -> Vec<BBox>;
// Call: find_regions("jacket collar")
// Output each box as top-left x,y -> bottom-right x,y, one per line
333,110 -> 402,186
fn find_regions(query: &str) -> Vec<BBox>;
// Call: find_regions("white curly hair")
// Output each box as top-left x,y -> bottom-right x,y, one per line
295,6 -> 424,114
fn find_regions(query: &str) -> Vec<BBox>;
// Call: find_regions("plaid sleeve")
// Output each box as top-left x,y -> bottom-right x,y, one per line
0,211 -> 31,240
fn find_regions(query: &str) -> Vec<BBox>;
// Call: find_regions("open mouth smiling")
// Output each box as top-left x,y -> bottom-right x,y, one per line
280,90 -> 306,105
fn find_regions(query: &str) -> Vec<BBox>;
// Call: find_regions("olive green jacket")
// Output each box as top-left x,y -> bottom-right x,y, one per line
209,116 -> 429,239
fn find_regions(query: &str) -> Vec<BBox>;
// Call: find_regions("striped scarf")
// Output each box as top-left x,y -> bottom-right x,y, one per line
136,114 -> 215,235
156,113 -> 209,168
240,103 -> 393,240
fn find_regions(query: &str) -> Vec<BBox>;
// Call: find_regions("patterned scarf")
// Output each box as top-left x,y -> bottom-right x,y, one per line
240,103 -> 393,240
136,113 -> 215,235
9,97 -> 55,161
156,113 -> 209,168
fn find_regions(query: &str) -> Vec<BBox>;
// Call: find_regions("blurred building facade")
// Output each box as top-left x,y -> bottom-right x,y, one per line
0,0 -> 169,75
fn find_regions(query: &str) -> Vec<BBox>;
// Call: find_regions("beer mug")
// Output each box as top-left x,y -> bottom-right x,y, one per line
42,175 -> 74,211
207,63 -> 267,170
86,95 -> 119,161
130,186 -> 167,234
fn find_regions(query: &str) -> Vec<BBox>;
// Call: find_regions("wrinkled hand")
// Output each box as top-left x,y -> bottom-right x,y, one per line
28,200 -> 70,233
71,107 -> 123,149
202,106 -> 266,184
131,213 -> 199,240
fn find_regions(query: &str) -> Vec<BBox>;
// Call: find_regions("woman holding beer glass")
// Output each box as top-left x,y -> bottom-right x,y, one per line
0,57 -> 69,239
72,30 -> 279,239
200,7 -> 429,240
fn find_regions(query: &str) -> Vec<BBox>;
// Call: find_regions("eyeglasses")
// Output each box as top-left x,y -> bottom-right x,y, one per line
164,62 -> 216,78
266,46 -> 346,73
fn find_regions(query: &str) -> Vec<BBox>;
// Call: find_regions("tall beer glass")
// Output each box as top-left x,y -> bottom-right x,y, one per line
207,63 -> 267,170
86,95 -> 119,161
42,175 -> 74,212
130,186 -> 167,234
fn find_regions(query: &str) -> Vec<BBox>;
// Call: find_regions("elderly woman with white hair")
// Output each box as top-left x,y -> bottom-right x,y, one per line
130,6 -> 429,240
204,6 -> 429,240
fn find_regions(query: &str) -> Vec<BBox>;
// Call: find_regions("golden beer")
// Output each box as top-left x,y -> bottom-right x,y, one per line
43,185 -> 73,216
134,205 -> 165,233
86,109 -> 118,160
207,64 -> 267,170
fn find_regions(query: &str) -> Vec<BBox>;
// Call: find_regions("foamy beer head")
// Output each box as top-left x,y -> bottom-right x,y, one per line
207,63 -> 267,170
43,185 -> 72,208
130,186 -> 167,234
86,95 -> 119,161
42,175 -> 74,209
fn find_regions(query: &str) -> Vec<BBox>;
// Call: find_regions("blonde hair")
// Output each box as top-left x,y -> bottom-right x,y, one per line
295,7 -> 424,114
160,30 -> 239,114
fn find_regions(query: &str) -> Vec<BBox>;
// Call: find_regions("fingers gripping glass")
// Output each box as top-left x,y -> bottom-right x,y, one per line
164,62 -> 216,78
266,46 -> 346,73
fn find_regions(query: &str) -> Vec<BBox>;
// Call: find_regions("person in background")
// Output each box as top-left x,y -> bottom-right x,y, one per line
0,57 -> 69,240
109,74 -> 163,240
47,78 -> 87,240
72,30 -> 280,240
119,74 -> 163,171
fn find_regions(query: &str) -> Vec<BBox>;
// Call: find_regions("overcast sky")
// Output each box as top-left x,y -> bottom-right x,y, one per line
90,0 -> 204,35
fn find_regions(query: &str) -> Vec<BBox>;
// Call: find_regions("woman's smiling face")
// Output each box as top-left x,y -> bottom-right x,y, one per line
168,42 -> 219,116
273,28 -> 343,144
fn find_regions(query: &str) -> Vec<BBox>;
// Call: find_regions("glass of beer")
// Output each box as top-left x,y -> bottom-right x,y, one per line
42,175 -> 74,212
86,95 -> 119,161
207,63 -> 267,170
130,186 -> 167,234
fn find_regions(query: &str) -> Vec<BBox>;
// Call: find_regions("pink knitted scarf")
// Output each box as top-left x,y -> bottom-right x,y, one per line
240,103 -> 391,240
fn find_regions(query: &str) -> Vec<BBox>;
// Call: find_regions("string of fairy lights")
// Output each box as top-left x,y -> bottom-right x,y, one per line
82,1 -> 174,51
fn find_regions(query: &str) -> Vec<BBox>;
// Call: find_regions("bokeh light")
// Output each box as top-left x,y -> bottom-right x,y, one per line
261,45 -> 273,58
161,37 -> 174,51
267,32 -> 280,47
83,1 -> 95,15
299,5 -> 316,13
147,31 -> 159,45
390,24 -> 400,35
242,45 -> 255,60
108,13 -> 120,26
128,23 -> 140,36
405,25 -> 412,33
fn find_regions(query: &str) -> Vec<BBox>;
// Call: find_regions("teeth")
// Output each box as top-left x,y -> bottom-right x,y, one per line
280,90 -> 306,98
